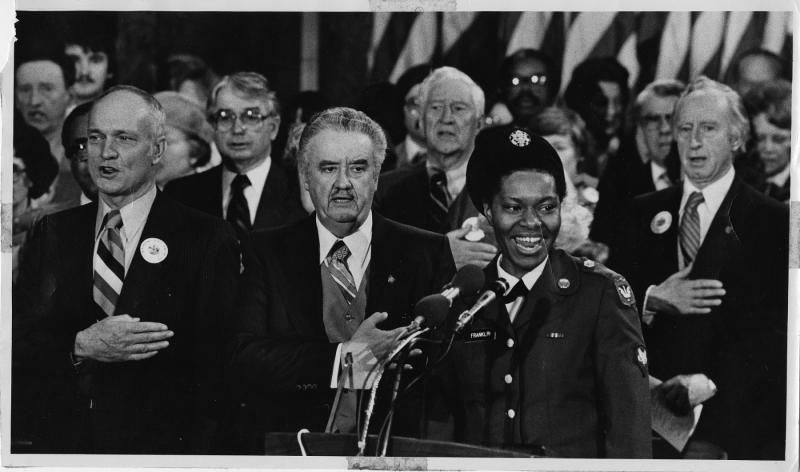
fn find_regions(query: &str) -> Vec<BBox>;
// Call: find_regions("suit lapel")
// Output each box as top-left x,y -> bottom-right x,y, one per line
691,178 -> 745,280
642,186 -> 682,279
253,163 -> 291,229
114,193 -> 172,320
284,215 -> 326,336
513,254 -> 572,331
365,214 -> 394,318
71,203 -> 102,326
203,165 -> 224,217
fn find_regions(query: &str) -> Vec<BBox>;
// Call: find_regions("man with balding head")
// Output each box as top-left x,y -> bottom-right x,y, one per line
625,77 -> 788,459
376,66 -> 497,269
13,85 -> 240,454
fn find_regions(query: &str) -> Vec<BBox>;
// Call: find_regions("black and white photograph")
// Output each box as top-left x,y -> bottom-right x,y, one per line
2,2 -> 797,470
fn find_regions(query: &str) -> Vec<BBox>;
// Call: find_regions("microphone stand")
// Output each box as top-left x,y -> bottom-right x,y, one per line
378,345 -> 410,457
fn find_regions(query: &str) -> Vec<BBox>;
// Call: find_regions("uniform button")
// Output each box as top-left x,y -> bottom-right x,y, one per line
507,409 -> 516,419
504,374 -> 513,384
506,338 -> 515,348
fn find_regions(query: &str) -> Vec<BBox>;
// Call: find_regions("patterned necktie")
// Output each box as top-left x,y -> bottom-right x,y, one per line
227,173 -> 252,238
327,240 -> 357,304
429,169 -> 450,222
93,210 -> 125,317
679,191 -> 705,265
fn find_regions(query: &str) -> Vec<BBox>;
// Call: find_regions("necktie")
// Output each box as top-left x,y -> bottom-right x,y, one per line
93,210 -> 125,317
679,191 -> 705,265
227,174 -> 252,238
429,169 -> 450,222
327,240 -> 357,304
503,281 -> 528,322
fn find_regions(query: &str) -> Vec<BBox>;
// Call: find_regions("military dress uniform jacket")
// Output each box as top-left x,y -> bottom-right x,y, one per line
428,249 -> 652,458
228,213 -> 456,452
627,177 -> 788,459
12,193 -> 240,454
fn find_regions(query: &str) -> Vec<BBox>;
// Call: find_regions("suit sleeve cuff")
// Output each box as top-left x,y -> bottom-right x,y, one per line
642,285 -> 657,326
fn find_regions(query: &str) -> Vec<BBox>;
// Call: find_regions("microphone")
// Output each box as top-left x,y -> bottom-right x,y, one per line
406,294 -> 451,333
453,278 -> 510,334
440,265 -> 485,306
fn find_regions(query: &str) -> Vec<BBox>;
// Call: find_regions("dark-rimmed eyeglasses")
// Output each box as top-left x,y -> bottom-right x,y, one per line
211,108 -> 273,131
508,74 -> 548,87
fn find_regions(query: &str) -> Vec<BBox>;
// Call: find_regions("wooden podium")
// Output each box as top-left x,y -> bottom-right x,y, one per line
264,432 -> 534,457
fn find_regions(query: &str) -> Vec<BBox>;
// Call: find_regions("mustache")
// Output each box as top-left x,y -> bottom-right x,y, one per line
75,74 -> 96,84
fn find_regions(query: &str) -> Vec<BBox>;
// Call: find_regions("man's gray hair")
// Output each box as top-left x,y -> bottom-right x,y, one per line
673,76 -> 750,152
95,84 -> 166,139
208,71 -> 280,117
417,66 -> 486,116
632,78 -> 685,122
297,107 -> 387,177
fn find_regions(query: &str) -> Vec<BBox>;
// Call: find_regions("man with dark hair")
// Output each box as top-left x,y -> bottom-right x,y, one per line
427,125 -> 651,458
60,101 -> 99,206
624,77 -> 788,459
497,48 -> 556,126
63,16 -> 117,106
12,85 -> 240,454
165,71 -> 305,240
230,107 -> 455,452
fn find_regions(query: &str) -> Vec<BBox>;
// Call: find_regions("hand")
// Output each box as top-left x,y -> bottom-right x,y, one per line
446,226 -> 497,270
344,312 -> 407,363
74,314 -> 174,362
646,264 -> 725,315
660,374 -> 717,415
387,348 -> 423,371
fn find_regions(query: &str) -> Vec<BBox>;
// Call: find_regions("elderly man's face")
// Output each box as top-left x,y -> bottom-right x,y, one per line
65,44 -> 111,101
64,111 -> 98,200
302,129 -> 378,238
753,113 -> 791,177
422,78 -> 481,165
502,56 -> 550,125
485,170 -> 560,278
674,90 -> 738,188
212,85 -> 279,172
87,90 -> 164,209
638,94 -> 678,166
15,60 -> 72,136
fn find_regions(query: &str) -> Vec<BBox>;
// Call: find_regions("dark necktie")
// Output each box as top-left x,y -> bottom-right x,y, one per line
679,191 -> 704,265
429,169 -> 450,222
327,240 -> 357,304
502,281 -> 528,304
93,210 -> 124,317
227,174 -> 252,238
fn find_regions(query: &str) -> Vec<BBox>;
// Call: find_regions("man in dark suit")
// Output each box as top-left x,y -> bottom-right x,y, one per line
375,66 -> 497,270
591,79 -> 683,271
164,71 -> 306,239
625,77 -> 788,459
12,86 -> 240,454
427,127 -> 651,458
230,107 -> 455,453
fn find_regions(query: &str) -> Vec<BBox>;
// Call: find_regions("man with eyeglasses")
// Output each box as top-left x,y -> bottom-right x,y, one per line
165,71 -> 305,239
591,79 -> 684,270
494,48 -> 556,127
60,101 -> 99,207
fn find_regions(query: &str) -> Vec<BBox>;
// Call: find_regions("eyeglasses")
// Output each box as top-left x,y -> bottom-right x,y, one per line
211,108 -> 273,131
640,113 -> 672,129
65,138 -> 89,161
508,74 -> 548,87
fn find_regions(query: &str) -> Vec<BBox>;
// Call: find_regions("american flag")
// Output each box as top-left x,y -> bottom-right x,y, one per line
367,12 -> 792,95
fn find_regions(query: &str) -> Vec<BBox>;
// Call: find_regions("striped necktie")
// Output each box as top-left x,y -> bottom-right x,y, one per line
429,168 -> 450,222
227,173 -> 252,239
93,209 -> 125,317
679,191 -> 704,265
327,240 -> 357,304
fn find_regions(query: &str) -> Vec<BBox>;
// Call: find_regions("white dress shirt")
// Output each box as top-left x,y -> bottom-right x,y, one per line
94,185 -> 157,274
496,255 -> 548,322
767,164 -> 790,188
221,156 -> 272,224
678,167 -> 735,268
650,161 -> 671,191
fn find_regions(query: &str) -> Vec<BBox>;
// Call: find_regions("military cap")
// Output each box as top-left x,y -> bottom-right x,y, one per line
466,124 -> 566,214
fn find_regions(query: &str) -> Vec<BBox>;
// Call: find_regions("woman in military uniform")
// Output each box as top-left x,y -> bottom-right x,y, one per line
426,126 -> 651,458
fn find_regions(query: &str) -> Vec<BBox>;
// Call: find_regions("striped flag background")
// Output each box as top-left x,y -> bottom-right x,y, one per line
366,11 -> 793,99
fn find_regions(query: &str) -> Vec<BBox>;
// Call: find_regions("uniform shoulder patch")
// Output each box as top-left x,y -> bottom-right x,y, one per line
614,276 -> 636,307
633,345 -> 648,377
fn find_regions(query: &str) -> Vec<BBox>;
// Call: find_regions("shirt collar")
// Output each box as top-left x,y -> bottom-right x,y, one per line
222,155 -> 272,197
681,165 -> 735,215
767,164 -> 791,187
96,184 -> 157,240
316,211 -> 373,266
496,254 -> 548,294
426,155 -> 470,198
650,160 -> 667,184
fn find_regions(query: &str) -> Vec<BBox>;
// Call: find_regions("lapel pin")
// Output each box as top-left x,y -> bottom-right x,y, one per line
724,225 -> 733,235
140,237 -> 168,264
651,211 -> 672,234
557,278 -> 570,289
387,274 -> 396,284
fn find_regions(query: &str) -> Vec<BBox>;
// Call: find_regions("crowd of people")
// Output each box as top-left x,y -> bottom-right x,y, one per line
10,30 -> 790,461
